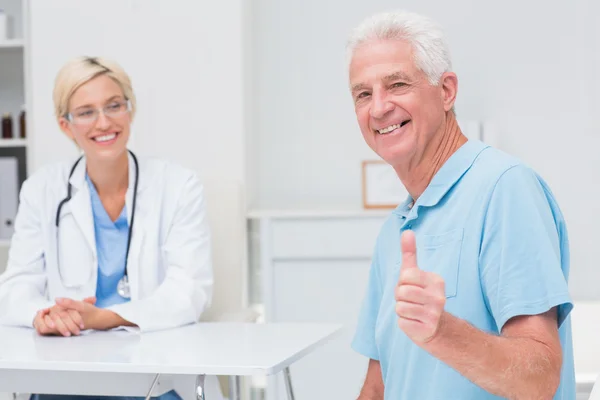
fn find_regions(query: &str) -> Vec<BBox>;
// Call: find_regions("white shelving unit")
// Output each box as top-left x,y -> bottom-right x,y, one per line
0,0 -> 27,267
0,0 -> 27,128
0,39 -> 24,49
0,139 -> 27,147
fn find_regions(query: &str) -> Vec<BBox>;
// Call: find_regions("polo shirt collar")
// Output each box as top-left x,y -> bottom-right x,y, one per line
393,139 -> 489,219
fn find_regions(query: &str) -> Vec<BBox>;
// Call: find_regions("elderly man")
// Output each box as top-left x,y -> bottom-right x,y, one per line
348,10 -> 575,400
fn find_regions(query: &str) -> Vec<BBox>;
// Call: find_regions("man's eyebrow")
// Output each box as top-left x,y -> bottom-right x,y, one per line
351,83 -> 369,93
351,71 -> 413,92
383,71 -> 412,82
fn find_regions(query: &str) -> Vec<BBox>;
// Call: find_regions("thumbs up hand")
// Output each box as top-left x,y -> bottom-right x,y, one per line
395,230 -> 446,344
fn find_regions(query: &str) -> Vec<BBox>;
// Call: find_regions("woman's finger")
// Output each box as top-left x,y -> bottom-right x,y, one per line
67,309 -> 85,330
58,310 -> 81,335
50,312 -> 70,337
34,313 -> 50,335
43,314 -> 57,335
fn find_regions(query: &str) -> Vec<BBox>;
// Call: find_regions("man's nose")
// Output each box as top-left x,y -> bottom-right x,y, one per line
369,91 -> 394,119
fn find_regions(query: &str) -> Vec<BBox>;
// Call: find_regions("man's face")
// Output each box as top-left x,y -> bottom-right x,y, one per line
349,39 -> 450,167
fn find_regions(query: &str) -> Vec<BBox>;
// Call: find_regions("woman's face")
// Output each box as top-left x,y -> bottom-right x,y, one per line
59,74 -> 132,162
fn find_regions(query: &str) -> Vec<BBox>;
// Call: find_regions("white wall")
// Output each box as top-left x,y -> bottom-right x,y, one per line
26,0 -> 246,185
249,0 -> 600,299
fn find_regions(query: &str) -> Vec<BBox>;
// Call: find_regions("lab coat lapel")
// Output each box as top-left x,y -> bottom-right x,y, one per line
66,159 -> 97,259
125,151 -> 147,300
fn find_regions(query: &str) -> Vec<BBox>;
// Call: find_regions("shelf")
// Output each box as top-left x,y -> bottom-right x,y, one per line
0,139 -> 27,147
0,39 -> 24,49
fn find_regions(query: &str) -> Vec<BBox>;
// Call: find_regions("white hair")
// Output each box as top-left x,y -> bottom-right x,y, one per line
347,11 -> 452,85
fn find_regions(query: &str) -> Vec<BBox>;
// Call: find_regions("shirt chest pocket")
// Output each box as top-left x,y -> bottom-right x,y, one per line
416,228 -> 464,298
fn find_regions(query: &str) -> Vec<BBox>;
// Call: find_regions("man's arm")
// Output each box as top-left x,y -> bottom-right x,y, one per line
357,359 -> 385,400
397,230 -> 564,400
424,308 -> 562,400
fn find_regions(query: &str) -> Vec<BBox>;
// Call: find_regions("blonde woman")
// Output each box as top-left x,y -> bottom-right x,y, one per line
0,56 -> 214,399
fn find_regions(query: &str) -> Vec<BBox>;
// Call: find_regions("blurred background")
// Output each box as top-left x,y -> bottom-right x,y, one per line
0,0 -> 598,399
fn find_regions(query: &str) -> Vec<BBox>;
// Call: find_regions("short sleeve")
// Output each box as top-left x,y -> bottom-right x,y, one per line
479,165 -> 572,332
351,246 -> 383,360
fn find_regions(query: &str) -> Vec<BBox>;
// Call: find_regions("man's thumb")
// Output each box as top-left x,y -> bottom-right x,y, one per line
401,230 -> 418,269
83,296 -> 97,305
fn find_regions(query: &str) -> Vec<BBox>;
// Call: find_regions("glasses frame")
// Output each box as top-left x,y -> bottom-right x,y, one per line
65,98 -> 131,126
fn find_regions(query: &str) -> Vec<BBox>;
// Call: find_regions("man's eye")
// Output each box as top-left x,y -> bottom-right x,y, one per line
391,82 -> 406,88
357,92 -> 371,99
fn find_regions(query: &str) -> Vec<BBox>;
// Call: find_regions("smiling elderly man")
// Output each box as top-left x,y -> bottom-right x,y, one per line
348,10 -> 575,400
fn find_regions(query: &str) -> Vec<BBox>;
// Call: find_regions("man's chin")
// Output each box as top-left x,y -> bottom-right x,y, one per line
378,150 -> 410,168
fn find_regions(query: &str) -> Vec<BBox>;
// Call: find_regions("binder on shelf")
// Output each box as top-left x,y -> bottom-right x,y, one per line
0,157 -> 18,239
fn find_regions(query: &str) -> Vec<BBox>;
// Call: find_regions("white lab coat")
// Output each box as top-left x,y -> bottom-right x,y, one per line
0,152 -> 213,332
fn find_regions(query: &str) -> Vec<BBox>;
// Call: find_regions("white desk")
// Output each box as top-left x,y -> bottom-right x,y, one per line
590,375 -> 600,400
0,322 -> 341,399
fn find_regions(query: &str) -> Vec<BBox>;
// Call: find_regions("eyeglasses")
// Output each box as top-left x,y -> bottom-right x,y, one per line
65,99 -> 131,126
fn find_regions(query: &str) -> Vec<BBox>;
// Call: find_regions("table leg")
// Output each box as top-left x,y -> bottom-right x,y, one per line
283,367 -> 295,400
145,374 -> 161,400
228,376 -> 240,400
196,375 -> 206,400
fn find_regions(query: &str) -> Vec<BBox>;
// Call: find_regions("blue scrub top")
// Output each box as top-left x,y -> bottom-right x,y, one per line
352,140 -> 575,400
86,175 -> 130,309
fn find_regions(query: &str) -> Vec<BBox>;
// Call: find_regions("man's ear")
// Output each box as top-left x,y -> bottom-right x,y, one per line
440,72 -> 458,112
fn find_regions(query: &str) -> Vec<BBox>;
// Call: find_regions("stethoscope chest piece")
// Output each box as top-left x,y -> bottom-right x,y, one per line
117,275 -> 131,299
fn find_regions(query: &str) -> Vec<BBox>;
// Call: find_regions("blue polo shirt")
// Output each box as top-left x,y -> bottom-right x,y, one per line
352,140 -> 575,399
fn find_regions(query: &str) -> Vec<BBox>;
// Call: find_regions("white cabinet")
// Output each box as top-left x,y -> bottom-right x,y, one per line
248,210 -> 389,400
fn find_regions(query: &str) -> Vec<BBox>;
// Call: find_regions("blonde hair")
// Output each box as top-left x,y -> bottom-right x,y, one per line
53,56 -> 137,121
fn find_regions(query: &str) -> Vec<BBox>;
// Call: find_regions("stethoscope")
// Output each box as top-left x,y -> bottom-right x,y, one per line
55,150 -> 139,299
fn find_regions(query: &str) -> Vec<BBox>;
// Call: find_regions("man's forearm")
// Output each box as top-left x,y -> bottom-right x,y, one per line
357,394 -> 382,400
357,359 -> 385,400
422,312 -> 561,399
357,386 -> 384,400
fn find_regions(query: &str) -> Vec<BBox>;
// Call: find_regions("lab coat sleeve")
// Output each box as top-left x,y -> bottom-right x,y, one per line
107,174 -> 213,332
0,178 -> 54,327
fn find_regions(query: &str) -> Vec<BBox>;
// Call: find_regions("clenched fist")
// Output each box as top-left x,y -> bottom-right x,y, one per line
395,230 -> 446,344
